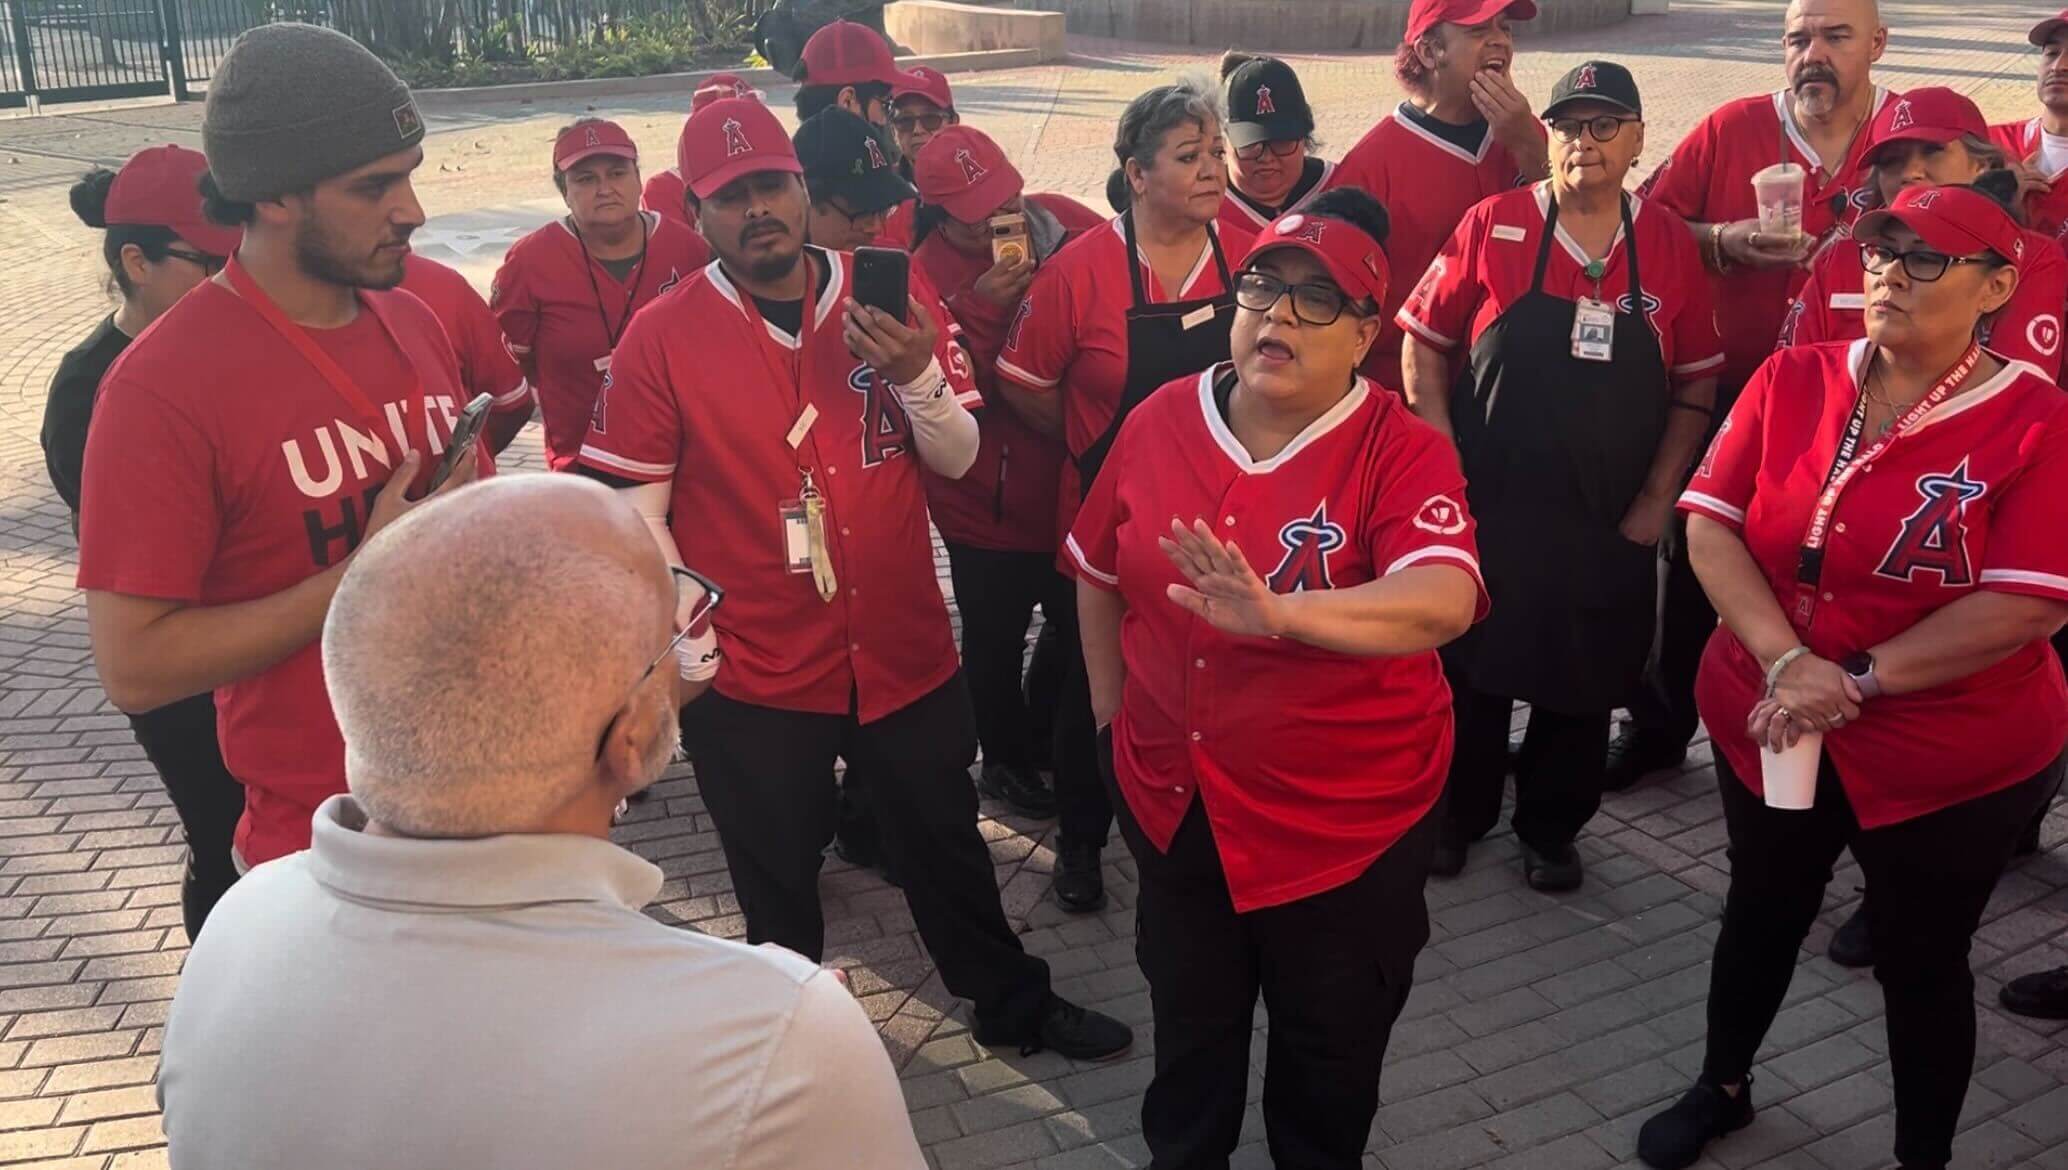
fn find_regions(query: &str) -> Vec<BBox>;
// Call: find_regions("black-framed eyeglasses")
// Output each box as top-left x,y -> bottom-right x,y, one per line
825,197 -> 888,231
1858,242 -> 1994,283
1549,115 -> 1641,144
892,111 -> 949,134
1234,138 -> 1304,163
163,248 -> 225,274
1235,269 -> 1366,327
599,565 -> 724,758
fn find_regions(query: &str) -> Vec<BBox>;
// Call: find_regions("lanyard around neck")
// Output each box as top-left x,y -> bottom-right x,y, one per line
577,213 -> 651,350
223,256 -> 418,435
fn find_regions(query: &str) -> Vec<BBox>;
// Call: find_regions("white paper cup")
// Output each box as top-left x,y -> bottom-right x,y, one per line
1752,162 -> 1807,241
1759,729 -> 1823,810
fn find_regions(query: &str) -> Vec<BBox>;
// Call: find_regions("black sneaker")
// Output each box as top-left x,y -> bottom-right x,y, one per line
1999,966 -> 2068,1020
1637,1077 -> 1754,1169
1521,839 -> 1584,892
975,995 -> 1133,1061
1054,839 -> 1106,913
1827,900 -> 1873,968
1429,839 -> 1467,878
977,764 -> 1058,818
1604,730 -> 1688,793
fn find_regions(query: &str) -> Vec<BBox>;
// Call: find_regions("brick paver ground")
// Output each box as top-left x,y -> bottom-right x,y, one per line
0,2 -> 2064,1167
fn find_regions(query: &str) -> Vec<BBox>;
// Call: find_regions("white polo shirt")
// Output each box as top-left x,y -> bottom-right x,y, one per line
160,795 -> 925,1170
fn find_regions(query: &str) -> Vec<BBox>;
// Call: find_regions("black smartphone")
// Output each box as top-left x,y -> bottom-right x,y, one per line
851,246 -> 910,326
431,392 -> 494,491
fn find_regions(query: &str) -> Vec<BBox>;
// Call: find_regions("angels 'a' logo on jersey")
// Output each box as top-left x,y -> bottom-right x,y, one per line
1267,501 -> 1347,593
849,364 -> 911,467
1875,459 -> 1986,586
955,148 -> 988,184
722,117 -> 752,158
1253,85 -> 1276,116
1615,290 -> 1666,339
590,370 -> 614,435
1006,300 -> 1034,352
657,267 -> 684,296
1847,185 -> 1875,213
1696,416 -> 1731,480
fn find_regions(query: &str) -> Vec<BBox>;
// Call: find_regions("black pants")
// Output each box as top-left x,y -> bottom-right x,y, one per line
125,692 -> 243,941
1701,752 -> 2059,1169
1444,683 -> 1608,853
1625,511 -> 1712,750
1047,586 -> 1112,850
682,676 -> 1051,1031
945,542 -> 1066,771
1113,767 -> 1438,1170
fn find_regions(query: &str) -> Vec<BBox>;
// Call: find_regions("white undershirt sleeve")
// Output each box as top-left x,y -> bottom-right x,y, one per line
617,480 -> 718,682
888,356 -> 980,478
733,969 -> 926,1170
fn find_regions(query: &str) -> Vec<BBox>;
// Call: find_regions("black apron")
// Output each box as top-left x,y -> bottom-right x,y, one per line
1075,209 -> 1238,485
1444,192 -> 1670,712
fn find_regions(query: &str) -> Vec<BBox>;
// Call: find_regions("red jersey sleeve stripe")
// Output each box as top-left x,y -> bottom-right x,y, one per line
1678,490 -> 1746,527
996,357 -> 1060,390
491,377 -> 533,410
1979,569 -> 2068,602
1396,310 -> 1457,351
1065,532 -> 1119,588
577,445 -> 676,481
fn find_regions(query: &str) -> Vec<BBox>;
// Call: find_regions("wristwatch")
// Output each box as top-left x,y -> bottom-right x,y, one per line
1841,651 -> 1882,700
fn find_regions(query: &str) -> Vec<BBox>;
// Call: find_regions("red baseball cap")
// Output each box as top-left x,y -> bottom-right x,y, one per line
554,119 -> 638,172
2030,9 -> 2068,46
105,144 -> 242,258
690,72 -> 756,116
1405,0 -> 1538,45
1859,87 -> 1988,170
892,65 -> 954,111
678,96 -> 803,200
1854,184 -> 2026,267
914,126 -> 1021,223
798,19 -> 925,90
1242,210 -> 1392,308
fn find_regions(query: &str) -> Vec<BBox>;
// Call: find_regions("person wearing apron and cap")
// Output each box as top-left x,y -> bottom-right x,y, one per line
1399,61 -> 1723,890
998,79 -> 1255,913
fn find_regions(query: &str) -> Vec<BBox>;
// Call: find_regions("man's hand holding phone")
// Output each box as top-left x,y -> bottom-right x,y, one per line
845,297 -> 939,387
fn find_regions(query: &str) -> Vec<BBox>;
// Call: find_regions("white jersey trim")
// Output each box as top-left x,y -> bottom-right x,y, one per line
1849,338 -> 2042,439
996,357 -> 1059,389
1532,184 -> 1641,272
1196,365 -> 1371,474
490,377 -> 533,409
1066,533 -> 1119,585
1672,353 -> 1727,377
1397,309 -> 1457,351
1773,87 -> 1891,174
1679,491 -> 1746,526
1980,568 -> 2068,597
1388,105 -> 1493,166
1110,217 -> 1224,300
578,445 -> 676,480
1223,159 -> 1337,229
1385,545 -> 1483,580
704,249 -> 845,349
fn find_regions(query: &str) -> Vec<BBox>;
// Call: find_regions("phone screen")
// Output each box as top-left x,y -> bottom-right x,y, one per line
430,392 -> 494,491
852,246 -> 910,326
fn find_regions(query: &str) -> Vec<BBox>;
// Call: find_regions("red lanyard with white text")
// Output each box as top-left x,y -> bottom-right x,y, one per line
732,255 -> 838,601
1791,342 -> 1982,623
223,257 -> 425,449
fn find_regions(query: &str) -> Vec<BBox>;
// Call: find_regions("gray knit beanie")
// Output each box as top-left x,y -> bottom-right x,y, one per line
202,23 -> 425,202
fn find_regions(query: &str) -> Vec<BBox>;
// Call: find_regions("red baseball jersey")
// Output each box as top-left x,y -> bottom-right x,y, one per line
1680,340 -> 2068,827
1328,109 -> 1544,391
1216,158 -> 1338,242
489,213 -> 710,468
76,281 -> 494,866
575,248 -> 982,722
914,192 -> 1106,551
1069,367 -> 1486,911
878,199 -> 916,250
1638,89 -> 1894,391
1989,118 -> 2068,241
398,254 -> 532,416
1398,185 -> 1725,384
996,216 -> 1255,543
1779,227 -> 2067,379
640,167 -> 696,232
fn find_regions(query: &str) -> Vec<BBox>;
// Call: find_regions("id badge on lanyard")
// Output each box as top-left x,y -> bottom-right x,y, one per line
738,261 -> 839,602
1791,343 -> 1983,623
1573,298 -> 1615,362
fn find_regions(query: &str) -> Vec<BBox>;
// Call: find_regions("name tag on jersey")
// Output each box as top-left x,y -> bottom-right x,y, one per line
1829,293 -> 1867,310
592,354 -> 612,374
786,403 -> 819,450
1181,304 -> 1217,331
1573,298 -> 1615,362
1492,224 -> 1528,243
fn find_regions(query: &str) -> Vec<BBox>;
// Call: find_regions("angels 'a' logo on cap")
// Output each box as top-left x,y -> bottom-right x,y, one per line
955,147 -> 988,184
1295,217 -> 1327,244
584,126 -> 602,147
864,136 -> 887,169
1254,84 -> 1276,116
1889,99 -> 1915,132
731,78 -> 753,97
1574,63 -> 1598,90
1362,251 -> 1385,281
392,101 -> 422,140
722,117 -> 752,157
1911,187 -> 1943,209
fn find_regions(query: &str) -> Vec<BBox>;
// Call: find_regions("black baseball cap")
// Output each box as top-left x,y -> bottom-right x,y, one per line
1542,60 -> 1642,121
1224,57 -> 1314,149
792,107 -> 917,214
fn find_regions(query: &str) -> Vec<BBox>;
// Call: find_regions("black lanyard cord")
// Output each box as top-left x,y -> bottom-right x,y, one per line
577,213 -> 651,350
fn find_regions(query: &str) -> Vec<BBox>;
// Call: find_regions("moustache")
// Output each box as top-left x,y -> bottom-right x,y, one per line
740,221 -> 788,245
1793,65 -> 1840,89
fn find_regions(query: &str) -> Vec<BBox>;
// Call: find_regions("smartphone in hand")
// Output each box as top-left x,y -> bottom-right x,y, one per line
851,246 -> 910,326
430,392 -> 494,492
989,212 -> 1030,266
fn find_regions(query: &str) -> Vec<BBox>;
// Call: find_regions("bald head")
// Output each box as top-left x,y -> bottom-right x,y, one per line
1784,0 -> 1886,117
323,475 -> 676,837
